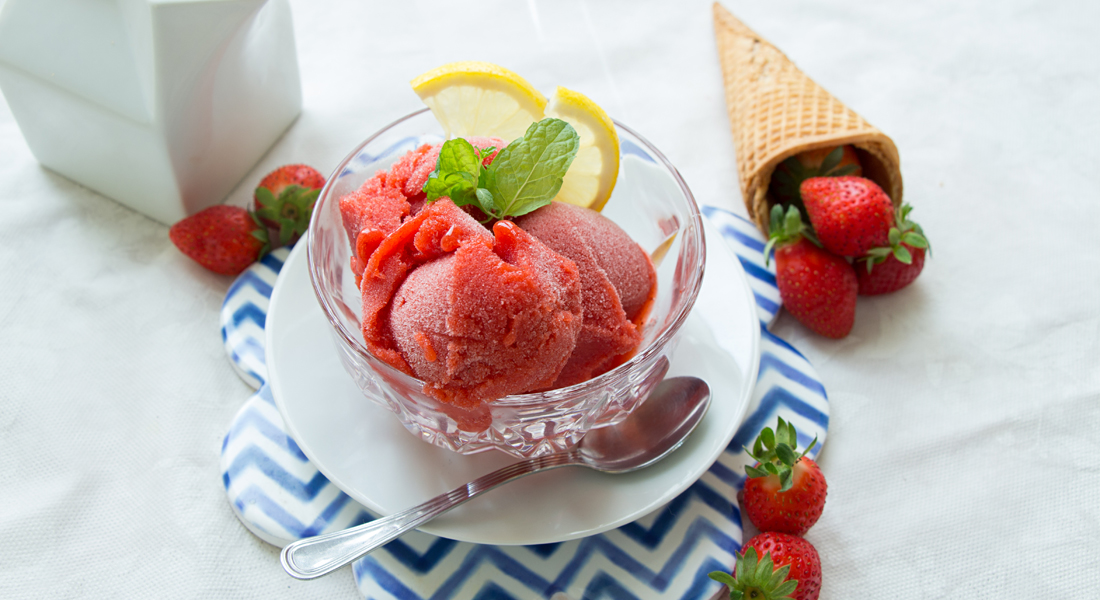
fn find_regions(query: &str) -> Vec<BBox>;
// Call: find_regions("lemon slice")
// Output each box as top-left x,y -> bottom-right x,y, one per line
544,87 -> 620,212
411,62 -> 547,142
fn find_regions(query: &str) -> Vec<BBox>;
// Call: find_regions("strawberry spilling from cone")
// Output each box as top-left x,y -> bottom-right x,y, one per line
762,146 -> 931,339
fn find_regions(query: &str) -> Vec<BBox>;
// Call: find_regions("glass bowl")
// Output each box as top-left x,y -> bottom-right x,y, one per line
307,108 -> 705,458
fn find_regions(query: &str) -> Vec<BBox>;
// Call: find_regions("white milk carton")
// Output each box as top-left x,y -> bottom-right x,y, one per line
0,0 -> 302,225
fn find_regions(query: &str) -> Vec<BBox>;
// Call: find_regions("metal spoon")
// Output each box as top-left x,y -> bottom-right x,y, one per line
280,376 -> 711,580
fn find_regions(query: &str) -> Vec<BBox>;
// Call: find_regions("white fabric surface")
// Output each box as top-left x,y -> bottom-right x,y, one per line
1,0 -> 1098,597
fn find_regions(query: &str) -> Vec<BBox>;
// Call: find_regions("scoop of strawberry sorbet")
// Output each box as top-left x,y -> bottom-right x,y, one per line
361,199 -> 582,410
515,201 -> 657,387
339,138 -> 504,277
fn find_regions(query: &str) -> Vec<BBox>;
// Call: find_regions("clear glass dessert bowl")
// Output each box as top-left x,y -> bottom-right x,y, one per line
307,108 -> 705,458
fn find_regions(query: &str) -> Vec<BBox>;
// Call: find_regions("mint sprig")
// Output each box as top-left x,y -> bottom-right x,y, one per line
422,118 -> 579,220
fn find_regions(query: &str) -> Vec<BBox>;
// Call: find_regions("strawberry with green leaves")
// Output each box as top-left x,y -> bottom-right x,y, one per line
709,533 -> 822,600
742,417 -> 826,536
800,175 -> 894,257
253,164 -> 326,246
169,205 -> 270,276
764,205 -> 857,339
857,203 -> 930,295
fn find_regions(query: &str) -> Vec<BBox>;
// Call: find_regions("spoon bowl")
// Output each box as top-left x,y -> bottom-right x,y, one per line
576,376 -> 712,473
280,375 -> 711,580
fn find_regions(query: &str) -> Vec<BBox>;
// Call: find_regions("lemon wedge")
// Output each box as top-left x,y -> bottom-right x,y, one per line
544,86 -> 620,211
411,61 -> 547,142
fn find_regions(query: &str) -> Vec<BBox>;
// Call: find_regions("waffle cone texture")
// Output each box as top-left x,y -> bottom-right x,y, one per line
713,3 -> 903,234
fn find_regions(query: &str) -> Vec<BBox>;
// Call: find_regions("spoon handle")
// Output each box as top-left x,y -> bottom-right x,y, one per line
280,452 -> 578,579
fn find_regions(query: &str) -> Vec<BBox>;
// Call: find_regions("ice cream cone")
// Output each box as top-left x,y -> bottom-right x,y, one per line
713,3 -> 903,234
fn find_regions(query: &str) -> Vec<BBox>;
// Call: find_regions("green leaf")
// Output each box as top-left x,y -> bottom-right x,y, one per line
819,146 -> 843,175
787,421 -> 798,448
776,443 -> 797,466
775,423 -> 790,448
475,188 -> 496,213
745,465 -> 768,479
832,164 -> 858,177
486,118 -> 579,218
802,436 -> 819,458
767,564 -> 792,590
783,206 -> 802,233
424,138 -> 482,203
741,548 -> 760,575
709,571 -> 736,587
902,231 -> 928,248
778,468 -> 793,492
440,138 -> 482,180
888,227 -> 902,246
764,463 -> 779,476
761,427 -> 776,451
894,245 -> 913,264
775,579 -> 798,597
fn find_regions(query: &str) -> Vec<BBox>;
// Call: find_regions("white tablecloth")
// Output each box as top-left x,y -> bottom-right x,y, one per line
1,0 -> 1097,597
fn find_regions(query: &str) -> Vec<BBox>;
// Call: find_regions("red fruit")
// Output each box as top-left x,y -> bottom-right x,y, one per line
764,205 -> 857,339
253,164 -> 326,246
169,205 -> 269,276
800,176 -> 894,257
770,145 -> 863,212
742,416 -> 826,536
796,145 -> 862,176
744,456 -> 827,535
775,240 -> 856,339
858,244 -> 925,295
742,533 -> 822,600
857,203 -> 930,295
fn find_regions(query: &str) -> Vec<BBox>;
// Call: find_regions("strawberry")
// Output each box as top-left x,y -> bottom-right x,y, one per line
742,417 -> 826,536
169,205 -> 269,276
857,203 -> 930,295
746,533 -> 822,600
800,175 -> 894,257
770,145 -> 862,214
253,164 -> 326,246
708,534 -> 822,600
764,205 -> 857,339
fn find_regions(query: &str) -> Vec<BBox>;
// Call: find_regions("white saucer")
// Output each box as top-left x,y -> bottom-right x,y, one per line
266,215 -> 760,546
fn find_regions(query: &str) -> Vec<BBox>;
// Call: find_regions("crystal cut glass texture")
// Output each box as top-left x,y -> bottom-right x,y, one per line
308,109 -> 705,458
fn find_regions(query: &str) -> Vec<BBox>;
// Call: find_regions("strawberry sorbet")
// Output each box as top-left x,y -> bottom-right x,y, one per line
339,140 -> 655,412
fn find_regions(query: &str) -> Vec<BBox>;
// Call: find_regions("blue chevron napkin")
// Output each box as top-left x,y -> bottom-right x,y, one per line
219,207 -> 829,600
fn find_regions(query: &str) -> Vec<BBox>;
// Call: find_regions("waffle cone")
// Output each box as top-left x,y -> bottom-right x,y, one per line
713,3 -> 903,234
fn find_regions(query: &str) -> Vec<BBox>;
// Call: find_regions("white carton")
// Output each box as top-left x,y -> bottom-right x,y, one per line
0,0 -> 302,225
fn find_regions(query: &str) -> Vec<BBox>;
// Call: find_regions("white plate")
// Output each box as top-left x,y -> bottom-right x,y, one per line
267,215 -> 760,546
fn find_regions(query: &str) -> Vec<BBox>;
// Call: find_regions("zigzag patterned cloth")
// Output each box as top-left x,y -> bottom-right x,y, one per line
220,247 -> 290,390
219,207 -> 829,600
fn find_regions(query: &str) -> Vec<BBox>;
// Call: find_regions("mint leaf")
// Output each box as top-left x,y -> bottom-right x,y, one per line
438,138 -> 481,182
475,188 -> 496,213
485,118 -> 579,218
420,119 -> 579,220
423,138 -> 482,205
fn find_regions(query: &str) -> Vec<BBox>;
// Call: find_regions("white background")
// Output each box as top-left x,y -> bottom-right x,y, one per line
1,0 -> 1098,597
